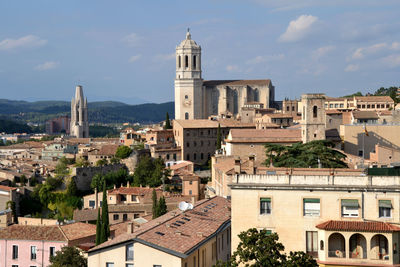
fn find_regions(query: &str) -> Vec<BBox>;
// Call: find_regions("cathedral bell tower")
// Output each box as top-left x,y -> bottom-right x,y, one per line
174,29 -> 203,120
70,85 -> 89,138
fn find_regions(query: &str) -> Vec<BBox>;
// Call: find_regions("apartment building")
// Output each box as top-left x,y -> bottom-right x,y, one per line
145,129 -> 181,164
230,168 -> 400,266
323,96 -> 395,111
88,196 -> 231,267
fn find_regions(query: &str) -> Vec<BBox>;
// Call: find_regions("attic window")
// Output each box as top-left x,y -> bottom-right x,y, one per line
156,231 -> 165,236
182,217 -> 191,221
176,220 -> 185,224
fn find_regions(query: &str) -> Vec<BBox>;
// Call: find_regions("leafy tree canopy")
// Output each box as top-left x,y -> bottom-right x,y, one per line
115,145 -> 133,159
264,140 -> 348,169
133,156 -> 166,187
49,246 -> 87,267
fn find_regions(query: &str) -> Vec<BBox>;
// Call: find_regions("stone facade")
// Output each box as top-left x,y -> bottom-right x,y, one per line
174,31 -> 275,120
72,164 -> 126,191
70,85 -> 89,138
301,93 -> 326,143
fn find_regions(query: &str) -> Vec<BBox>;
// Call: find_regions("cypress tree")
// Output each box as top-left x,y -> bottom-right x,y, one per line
158,196 -> 167,217
152,189 -> 158,219
216,123 -> 222,150
164,112 -> 172,129
95,207 -> 101,245
100,182 -> 110,243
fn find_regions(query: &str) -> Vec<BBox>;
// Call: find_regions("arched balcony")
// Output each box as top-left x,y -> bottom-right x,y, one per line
328,233 -> 346,258
371,234 -> 389,260
349,233 -> 367,259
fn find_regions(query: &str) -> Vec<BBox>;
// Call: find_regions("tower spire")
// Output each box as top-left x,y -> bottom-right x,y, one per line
186,28 -> 191,40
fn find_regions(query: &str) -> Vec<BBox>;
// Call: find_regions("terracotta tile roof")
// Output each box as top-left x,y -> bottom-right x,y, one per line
89,197 -> 230,256
326,109 -> 343,115
95,144 -> 119,155
174,120 -> 219,129
107,187 -> 155,196
355,96 -> 394,102
352,110 -> 378,119
0,225 -> 67,241
203,79 -> 271,87
0,185 -> 16,191
228,129 -> 301,143
168,161 -> 193,171
316,220 -> 400,233
60,222 -> 96,240
264,113 -> 294,119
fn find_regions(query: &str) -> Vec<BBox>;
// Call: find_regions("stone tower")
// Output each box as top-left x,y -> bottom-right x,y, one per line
70,85 -> 89,138
301,93 -> 326,143
174,29 -> 203,120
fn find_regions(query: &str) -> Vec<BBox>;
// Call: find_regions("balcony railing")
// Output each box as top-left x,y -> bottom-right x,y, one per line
328,250 -> 346,258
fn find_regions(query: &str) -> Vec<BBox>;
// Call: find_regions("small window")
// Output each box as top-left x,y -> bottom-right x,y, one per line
341,199 -> 359,217
12,245 -> 18,259
189,190 -> 192,195
313,106 -> 318,118
303,198 -> 320,216
185,95 -> 188,99
131,195 -> 137,202
113,214 -> 119,220
306,231 -> 318,257
185,55 -> 189,68
89,200 -> 95,208
193,55 -> 197,68
185,112 -> 189,120
49,247 -> 56,258
178,55 -> 181,68
194,153 -> 197,160
126,243 -> 134,261
106,263 -> 115,267
186,154 -> 190,160
123,214 -> 128,221
31,246 -> 37,260
379,200 -> 392,218
260,198 -> 271,214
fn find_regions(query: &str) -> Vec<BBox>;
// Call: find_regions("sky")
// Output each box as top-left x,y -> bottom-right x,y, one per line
0,0 -> 399,104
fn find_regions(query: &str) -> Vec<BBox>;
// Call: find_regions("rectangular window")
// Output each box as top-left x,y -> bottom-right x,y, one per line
106,263 -> 115,267
89,200 -> 95,208
49,247 -> 56,258
123,214 -> 128,221
260,198 -> 271,214
131,195 -> 137,202
306,231 -> 318,257
31,246 -> 37,260
153,265 -> 162,267
126,264 -> 134,267
379,200 -> 392,218
126,243 -> 134,261
113,214 -> 119,220
12,265 -> 18,267
304,198 -> 320,216
12,245 -> 18,259
341,199 -> 359,217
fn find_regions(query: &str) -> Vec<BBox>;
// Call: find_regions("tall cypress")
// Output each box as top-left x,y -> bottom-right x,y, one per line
164,112 -> 172,129
95,207 -> 101,245
152,189 -> 158,219
216,123 -> 222,150
158,196 -> 167,217
100,182 -> 110,243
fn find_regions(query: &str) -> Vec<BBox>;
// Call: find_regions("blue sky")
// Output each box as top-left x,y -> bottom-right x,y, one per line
0,0 -> 399,104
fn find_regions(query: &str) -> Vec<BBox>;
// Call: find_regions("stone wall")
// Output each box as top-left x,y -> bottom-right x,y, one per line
72,164 -> 126,191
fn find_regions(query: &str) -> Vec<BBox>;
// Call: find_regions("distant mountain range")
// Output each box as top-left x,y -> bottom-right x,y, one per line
0,99 -> 174,124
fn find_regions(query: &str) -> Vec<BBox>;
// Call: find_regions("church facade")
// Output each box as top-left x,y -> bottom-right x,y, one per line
70,85 -> 89,138
174,30 -> 275,120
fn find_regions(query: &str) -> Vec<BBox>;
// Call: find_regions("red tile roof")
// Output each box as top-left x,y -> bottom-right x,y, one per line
107,187 -> 155,196
316,220 -> 400,233
0,225 -> 67,241
0,185 -> 16,191
60,222 -> 96,240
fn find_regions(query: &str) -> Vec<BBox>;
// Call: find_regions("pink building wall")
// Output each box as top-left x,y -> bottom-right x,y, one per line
0,239 -> 66,267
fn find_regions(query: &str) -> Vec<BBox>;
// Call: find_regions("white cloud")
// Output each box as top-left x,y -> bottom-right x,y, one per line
129,54 -> 141,63
246,54 -> 285,64
155,53 -> 175,61
34,61 -> 58,71
279,15 -> 318,42
121,33 -> 143,47
345,64 -> 359,72
391,42 -> 400,50
312,45 -> 335,59
226,65 -> 239,71
0,35 -> 47,51
382,54 -> 400,67
351,43 -> 387,60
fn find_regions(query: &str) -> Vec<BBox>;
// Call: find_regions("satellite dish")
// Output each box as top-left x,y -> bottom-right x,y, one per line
179,201 -> 189,211
187,203 -> 193,210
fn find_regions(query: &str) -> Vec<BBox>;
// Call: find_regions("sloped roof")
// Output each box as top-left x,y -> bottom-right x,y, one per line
355,96 -> 394,102
228,129 -> 301,143
316,220 -> 400,233
60,222 -> 96,240
0,225 -> 67,241
352,110 -> 378,119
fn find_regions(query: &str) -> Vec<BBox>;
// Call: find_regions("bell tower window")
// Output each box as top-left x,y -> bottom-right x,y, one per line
178,56 -> 181,68
185,55 -> 189,68
193,55 -> 196,69
185,112 -> 189,120
313,106 -> 318,118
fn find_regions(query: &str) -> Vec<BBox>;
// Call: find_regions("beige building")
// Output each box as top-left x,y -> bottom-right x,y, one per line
230,168 -> 400,266
323,95 -> 395,111
173,119 -> 255,165
370,144 -> 400,167
145,129 -> 181,163
255,113 -> 294,128
88,196 -> 231,267
174,30 -> 274,120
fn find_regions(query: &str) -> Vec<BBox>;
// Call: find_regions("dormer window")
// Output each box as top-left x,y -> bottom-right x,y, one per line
131,195 -> 137,202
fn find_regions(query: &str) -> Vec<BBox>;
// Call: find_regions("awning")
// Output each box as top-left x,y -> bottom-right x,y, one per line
341,199 -> 359,207
379,200 -> 392,208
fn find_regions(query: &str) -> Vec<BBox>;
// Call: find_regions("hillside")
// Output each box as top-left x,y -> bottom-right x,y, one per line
0,99 -> 174,124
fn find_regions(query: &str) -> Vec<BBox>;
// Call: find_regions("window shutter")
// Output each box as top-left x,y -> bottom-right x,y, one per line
260,198 -> 271,202
379,200 -> 392,208
304,198 -> 320,203
341,199 -> 359,207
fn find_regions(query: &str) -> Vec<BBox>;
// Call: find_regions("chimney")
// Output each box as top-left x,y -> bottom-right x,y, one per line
127,181 -> 130,188
127,222 -> 134,234
114,184 -> 116,189
191,196 -> 196,205
248,155 -> 255,174
234,157 -> 241,174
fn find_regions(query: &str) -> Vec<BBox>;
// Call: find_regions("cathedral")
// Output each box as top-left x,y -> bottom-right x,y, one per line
70,85 -> 89,138
174,30 -> 275,120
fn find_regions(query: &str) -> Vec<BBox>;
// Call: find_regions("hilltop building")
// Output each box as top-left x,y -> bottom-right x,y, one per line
70,85 -> 89,138
174,30 -> 275,120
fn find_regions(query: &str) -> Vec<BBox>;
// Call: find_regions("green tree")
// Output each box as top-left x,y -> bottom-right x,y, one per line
158,196 -> 167,217
95,207 -> 102,245
264,140 -> 348,169
66,178 -> 78,196
74,157 -> 90,167
20,175 -> 27,186
96,159 -> 108,166
49,246 -> 87,267
152,189 -> 158,219
133,156 -> 164,187
110,156 -> 120,164
100,182 -> 110,243
216,123 -> 222,150
91,173 -> 104,191
286,251 -> 317,267
115,145 -> 133,159
164,112 -> 172,129
55,157 -> 70,178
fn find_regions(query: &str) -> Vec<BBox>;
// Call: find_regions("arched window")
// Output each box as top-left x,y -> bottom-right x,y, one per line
178,56 -> 181,68
313,106 -> 318,118
185,55 -> 189,68
286,106 -> 290,111
185,95 -> 188,99
201,153 -> 204,160
186,154 -> 190,160
193,55 -> 196,68
194,153 -> 197,160
185,112 -> 189,120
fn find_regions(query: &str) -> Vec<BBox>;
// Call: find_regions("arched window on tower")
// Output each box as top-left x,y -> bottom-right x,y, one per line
193,55 -> 196,69
178,56 -> 181,68
185,55 -> 189,68
185,112 -> 189,120
313,106 -> 318,118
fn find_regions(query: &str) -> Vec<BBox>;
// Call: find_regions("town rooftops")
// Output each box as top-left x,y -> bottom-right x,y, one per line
89,196 -> 231,258
316,220 -> 400,233
174,119 -> 255,129
227,128 -> 301,143
107,187 -> 154,196
0,222 -> 96,242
